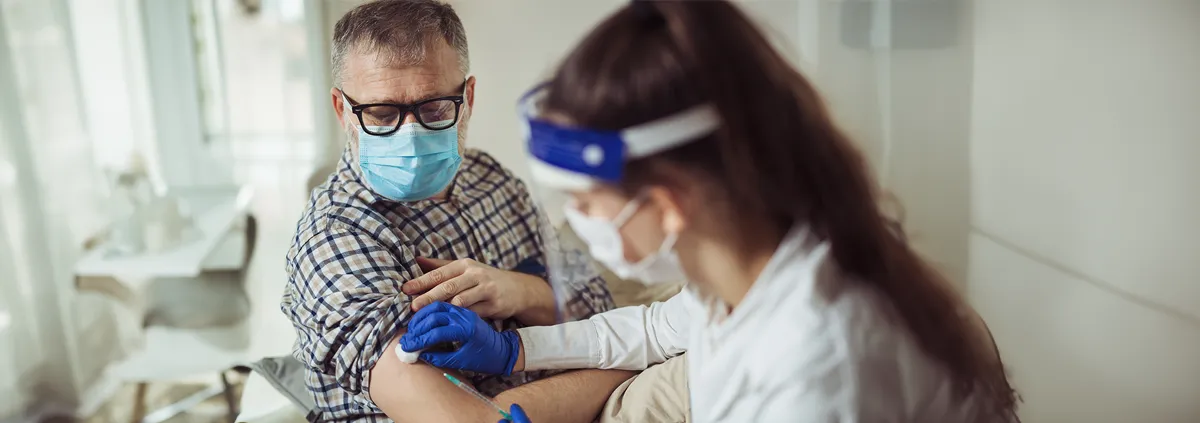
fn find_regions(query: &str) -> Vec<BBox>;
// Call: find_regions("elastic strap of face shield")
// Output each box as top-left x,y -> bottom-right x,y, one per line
519,85 -> 721,190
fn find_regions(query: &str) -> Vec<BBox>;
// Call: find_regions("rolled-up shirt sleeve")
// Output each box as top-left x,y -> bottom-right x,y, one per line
283,223 -> 414,398
517,289 -> 694,372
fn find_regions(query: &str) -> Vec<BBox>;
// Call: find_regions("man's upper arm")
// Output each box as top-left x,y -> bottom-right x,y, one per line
369,331 -> 504,423
286,223 -> 415,398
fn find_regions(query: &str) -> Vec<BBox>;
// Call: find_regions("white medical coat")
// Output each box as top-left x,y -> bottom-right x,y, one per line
517,226 -> 996,422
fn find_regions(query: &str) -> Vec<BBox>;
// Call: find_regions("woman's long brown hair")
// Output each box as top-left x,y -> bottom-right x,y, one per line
541,1 -> 1019,419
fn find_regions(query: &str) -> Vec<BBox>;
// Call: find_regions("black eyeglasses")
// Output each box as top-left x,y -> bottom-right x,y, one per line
340,81 -> 466,135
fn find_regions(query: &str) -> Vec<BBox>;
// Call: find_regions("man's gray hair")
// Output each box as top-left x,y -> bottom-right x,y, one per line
331,0 -> 469,85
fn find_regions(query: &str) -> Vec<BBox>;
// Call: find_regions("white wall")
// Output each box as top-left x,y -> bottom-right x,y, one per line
810,1 -> 974,284
450,0 -> 625,187
966,1 -> 1200,421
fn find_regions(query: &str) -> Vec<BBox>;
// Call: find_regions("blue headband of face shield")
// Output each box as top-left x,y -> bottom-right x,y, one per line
518,85 -> 722,190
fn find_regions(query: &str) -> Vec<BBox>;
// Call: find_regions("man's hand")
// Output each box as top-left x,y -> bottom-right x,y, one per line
398,302 -> 521,375
403,257 -> 556,325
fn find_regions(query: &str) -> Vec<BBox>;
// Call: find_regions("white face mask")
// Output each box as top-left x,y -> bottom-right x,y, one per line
563,197 -> 686,285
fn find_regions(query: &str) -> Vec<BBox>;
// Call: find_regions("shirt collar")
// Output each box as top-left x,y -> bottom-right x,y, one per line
335,143 -> 381,205
708,225 -> 821,330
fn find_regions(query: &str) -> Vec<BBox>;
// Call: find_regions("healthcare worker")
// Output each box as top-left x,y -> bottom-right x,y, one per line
400,1 -> 1021,422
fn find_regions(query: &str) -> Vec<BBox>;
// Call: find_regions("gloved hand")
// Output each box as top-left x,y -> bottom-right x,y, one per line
398,301 -> 521,375
500,404 -> 530,423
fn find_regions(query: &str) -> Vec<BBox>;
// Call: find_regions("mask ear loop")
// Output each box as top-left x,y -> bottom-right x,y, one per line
592,190 -> 678,253
657,231 -> 680,255
610,194 -> 646,229
624,219 -> 681,276
340,92 -> 361,133
619,190 -> 681,274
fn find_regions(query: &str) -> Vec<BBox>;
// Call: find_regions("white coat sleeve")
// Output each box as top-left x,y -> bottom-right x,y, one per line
515,290 -> 693,371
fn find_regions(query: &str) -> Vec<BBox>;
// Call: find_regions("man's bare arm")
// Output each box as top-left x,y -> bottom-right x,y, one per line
370,332 -> 500,423
494,369 -> 636,423
370,333 -> 635,423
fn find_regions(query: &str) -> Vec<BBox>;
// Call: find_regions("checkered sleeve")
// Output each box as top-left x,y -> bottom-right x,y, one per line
285,223 -> 415,400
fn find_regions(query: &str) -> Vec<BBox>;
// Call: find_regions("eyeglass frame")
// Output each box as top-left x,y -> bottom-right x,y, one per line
338,80 -> 468,135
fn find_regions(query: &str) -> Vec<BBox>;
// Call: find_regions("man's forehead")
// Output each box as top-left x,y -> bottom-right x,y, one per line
341,44 -> 463,104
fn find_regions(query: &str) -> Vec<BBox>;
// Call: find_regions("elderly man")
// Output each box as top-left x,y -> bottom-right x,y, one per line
281,1 -> 648,422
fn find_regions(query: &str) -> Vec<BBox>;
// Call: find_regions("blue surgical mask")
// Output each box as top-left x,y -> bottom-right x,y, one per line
357,121 -> 463,202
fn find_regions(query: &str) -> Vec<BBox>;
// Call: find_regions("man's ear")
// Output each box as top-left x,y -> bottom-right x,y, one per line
464,75 -> 477,109
330,87 -> 347,127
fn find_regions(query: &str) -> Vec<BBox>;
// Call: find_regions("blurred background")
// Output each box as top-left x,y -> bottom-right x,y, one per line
0,0 -> 1197,422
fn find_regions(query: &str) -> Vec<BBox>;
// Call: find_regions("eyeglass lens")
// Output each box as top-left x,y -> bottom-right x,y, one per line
360,99 -> 459,135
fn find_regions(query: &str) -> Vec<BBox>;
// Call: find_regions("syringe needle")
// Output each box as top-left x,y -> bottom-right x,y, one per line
442,372 -> 513,420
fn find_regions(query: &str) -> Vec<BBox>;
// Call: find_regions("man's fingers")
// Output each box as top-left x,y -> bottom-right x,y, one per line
415,256 -> 454,272
412,275 -> 478,311
467,301 -> 499,319
402,259 -> 468,295
449,286 -> 487,309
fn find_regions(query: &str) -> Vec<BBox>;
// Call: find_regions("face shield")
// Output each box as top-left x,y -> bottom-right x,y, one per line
517,84 -> 721,321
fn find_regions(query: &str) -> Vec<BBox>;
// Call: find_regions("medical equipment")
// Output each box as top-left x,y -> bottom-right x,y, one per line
345,90 -> 464,202
399,302 -> 521,375
517,84 -> 715,289
395,346 -> 422,364
562,199 -> 685,285
518,84 -> 720,191
442,372 -> 512,421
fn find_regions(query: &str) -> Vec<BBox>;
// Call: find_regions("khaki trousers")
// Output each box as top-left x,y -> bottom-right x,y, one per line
598,355 -> 690,423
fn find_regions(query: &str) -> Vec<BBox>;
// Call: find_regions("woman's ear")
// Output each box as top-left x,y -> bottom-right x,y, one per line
646,186 -> 687,234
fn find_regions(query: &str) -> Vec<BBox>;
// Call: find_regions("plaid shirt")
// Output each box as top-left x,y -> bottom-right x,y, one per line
282,146 -> 614,422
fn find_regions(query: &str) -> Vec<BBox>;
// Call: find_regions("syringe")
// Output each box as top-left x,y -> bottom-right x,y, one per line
442,372 -> 513,421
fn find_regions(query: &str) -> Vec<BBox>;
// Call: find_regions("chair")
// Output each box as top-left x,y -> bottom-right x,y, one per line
113,213 -> 258,423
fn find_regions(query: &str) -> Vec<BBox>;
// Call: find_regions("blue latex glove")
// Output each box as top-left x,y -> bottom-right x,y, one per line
398,301 -> 520,375
499,404 -> 530,423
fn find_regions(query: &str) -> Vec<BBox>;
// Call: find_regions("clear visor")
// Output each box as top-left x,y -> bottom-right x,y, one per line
527,182 -> 617,325
520,85 -> 715,323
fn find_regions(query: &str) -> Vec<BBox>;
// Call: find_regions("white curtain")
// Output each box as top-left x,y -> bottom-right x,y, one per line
0,0 -> 133,417
0,133 -> 42,422
0,1 -> 75,417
